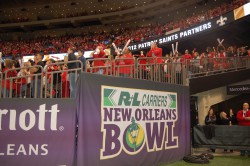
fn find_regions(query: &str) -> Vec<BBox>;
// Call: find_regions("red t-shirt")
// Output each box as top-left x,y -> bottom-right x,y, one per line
237,110 -> 250,126
147,47 -> 162,64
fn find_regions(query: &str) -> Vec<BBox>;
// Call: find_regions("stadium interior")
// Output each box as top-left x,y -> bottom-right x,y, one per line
0,0 -> 250,165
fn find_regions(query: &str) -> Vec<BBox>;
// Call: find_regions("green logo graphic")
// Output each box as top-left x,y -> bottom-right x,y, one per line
124,117 -> 145,152
104,89 -> 117,106
169,94 -> 176,108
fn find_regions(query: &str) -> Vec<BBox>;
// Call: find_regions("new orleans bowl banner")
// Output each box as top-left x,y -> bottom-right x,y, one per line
76,73 -> 190,166
0,99 -> 76,166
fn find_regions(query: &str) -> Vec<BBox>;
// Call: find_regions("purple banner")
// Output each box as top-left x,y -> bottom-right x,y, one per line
0,99 -> 76,166
76,73 -> 190,166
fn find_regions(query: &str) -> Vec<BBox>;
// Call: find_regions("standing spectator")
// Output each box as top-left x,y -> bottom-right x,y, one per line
1,59 -> 17,97
138,51 -> 148,79
238,47 -> 248,57
91,45 -> 106,74
65,47 -> 78,98
229,108 -> 237,125
78,50 -> 86,71
218,111 -> 234,153
58,64 -> 70,98
205,107 -> 217,125
204,107 -> 217,152
15,61 -> 31,97
236,102 -> 250,157
115,47 -> 134,77
182,50 -> 193,61
218,111 -> 230,125
146,42 -> 162,81
29,53 -> 44,98
206,47 -> 215,73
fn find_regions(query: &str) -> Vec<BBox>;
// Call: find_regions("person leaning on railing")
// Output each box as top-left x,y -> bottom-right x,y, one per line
1,59 -> 17,97
115,47 -> 134,78
29,53 -> 44,98
146,42 -> 162,81
65,47 -> 78,98
15,61 -> 31,97
90,45 -> 106,74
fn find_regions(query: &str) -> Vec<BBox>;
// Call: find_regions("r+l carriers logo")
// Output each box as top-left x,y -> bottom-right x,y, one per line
100,86 -> 179,160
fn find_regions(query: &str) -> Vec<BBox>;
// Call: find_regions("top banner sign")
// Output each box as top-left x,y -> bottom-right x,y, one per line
111,7 -> 237,54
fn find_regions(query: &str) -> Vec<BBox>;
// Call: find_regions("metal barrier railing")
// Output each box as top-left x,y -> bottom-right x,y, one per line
0,56 -> 249,98
186,56 -> 250,78
1,65 -> 43,98
85,58 -> 112,76
136,57 -> 186,85
44,60 -> 82,98
136,57 -> 156,81
114,57 -> 135,78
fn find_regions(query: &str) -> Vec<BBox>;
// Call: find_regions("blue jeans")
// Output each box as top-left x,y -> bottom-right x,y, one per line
69,73 -> 77,98
32,79 -> 42,98
95,69 -> 104,75
1,88 -> 9,98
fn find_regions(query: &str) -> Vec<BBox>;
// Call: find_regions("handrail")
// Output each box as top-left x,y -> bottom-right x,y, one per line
185,56 -> 250,78
0,56 -> 249,98
1,65 -> 43,98
44,60 -> 82,98
85,58 -> 112,75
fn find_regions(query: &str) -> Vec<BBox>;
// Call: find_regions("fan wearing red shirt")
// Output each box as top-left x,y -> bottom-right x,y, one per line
92,45 -> 106,74
237,102 -> 250,126
146,42 -> 162,81
181,50 -> 193,63
206,47 -> 216,72
138,51 -> 148,79
115,47 -> 134,77
236,102 -> 250,156
1,59 -> 17,97
146,42 -> 162,64
183,50 -> 193,59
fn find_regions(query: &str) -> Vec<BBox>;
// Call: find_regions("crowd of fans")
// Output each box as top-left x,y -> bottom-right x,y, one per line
1,42 -> 249,99
204,103 -> 250,155
0,0 -> 246,57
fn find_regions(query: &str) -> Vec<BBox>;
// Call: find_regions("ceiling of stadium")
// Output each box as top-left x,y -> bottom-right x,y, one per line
0,0 -> 191,8
0,0 -> 72,7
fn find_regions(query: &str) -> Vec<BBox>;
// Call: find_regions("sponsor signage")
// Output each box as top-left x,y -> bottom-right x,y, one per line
234,2 -> 250,20
76,73 -> 190,166
100,86 -> 178,159
227,84 -> 250,95
0,99 -> 76,166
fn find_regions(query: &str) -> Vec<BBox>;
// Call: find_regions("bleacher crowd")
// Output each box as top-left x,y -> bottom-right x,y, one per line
0,0 -> 246,57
